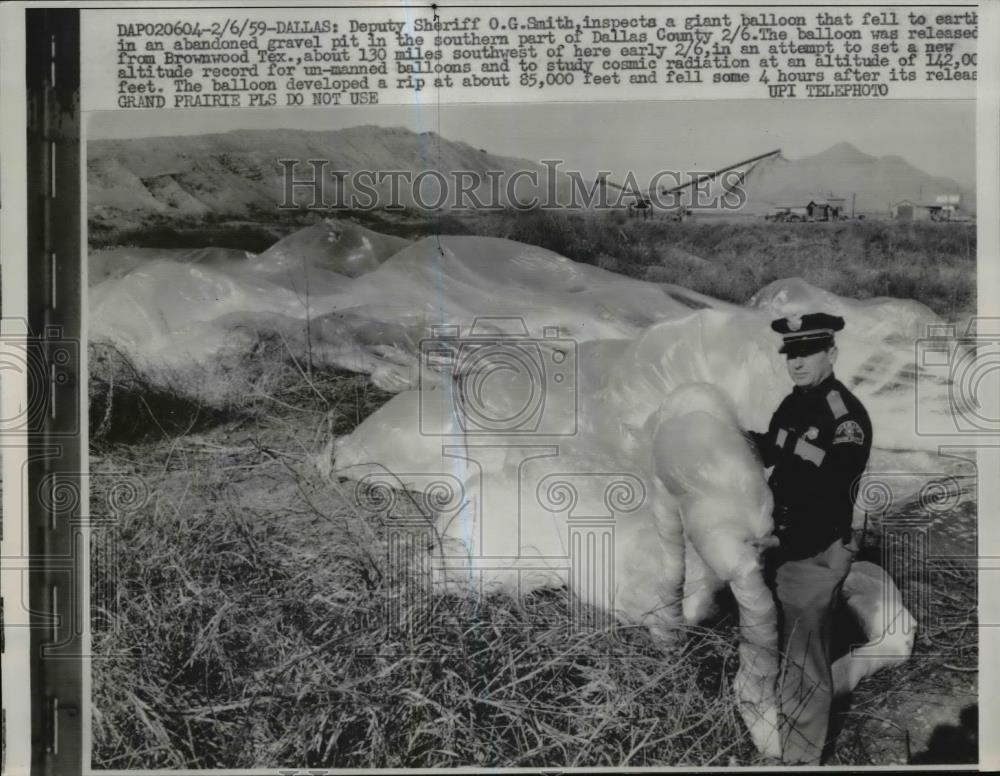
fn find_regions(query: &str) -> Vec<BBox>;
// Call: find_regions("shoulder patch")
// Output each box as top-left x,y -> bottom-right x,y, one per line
833,419 -> 865,446
826,389 -> 849,419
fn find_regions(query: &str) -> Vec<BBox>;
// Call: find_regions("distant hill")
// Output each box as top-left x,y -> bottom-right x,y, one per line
88,130 -> 974,228
738,142 -> 974,216
88,126 -> 575,227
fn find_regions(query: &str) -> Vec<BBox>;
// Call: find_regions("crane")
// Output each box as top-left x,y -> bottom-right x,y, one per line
599,148 -> 782,220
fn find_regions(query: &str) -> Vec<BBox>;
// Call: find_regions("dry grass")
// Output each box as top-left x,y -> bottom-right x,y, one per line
89,377 -> 759,768
89,331 -> 394,451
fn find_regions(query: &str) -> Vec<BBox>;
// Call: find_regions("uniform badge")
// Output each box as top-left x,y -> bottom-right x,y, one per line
804,426 -> 819,440
833,419 -> 865,446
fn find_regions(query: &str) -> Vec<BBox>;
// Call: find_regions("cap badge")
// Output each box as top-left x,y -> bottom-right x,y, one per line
787,315 -> 802,332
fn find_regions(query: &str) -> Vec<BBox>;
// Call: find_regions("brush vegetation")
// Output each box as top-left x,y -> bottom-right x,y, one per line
433,210 -> 975,319
91,208 -> 976,320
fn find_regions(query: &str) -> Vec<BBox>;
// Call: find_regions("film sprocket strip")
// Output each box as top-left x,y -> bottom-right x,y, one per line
25,8 -> 83,774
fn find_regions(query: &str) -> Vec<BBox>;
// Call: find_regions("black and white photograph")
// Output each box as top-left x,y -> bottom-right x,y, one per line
1,2 -> 997,774
84,98 -> 978,768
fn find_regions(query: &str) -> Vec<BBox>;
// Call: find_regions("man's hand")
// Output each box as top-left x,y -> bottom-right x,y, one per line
750,534 -> 781,552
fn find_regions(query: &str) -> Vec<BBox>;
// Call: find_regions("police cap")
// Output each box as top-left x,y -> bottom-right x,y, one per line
771,312 -> 845,356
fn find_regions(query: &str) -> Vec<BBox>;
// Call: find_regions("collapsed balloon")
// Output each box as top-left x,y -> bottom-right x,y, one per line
89,226 -> 930,755
90,230 -> 953,459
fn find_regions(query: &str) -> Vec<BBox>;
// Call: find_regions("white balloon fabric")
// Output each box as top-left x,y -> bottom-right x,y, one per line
650,383 -> 781,758
833,561 -> 917,698
90,230 -> 951,455
250,218 -> 411,278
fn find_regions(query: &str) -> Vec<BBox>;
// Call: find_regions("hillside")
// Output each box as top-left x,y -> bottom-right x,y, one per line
88,126 -> 575,229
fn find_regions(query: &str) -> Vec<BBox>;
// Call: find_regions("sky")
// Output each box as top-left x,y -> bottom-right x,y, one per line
87,100 -> 976,189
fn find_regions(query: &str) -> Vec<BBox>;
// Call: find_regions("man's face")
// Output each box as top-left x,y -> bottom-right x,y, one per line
785,346 -> 836,388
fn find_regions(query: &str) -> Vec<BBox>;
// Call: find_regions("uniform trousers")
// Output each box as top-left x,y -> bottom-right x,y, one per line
772,538 -> 853,764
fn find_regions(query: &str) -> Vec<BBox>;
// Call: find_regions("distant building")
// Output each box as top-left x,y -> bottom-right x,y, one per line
892,199 -> 932,221
931,193 -> 962,220
893,195 -> 963,221
764,197 -> 845,222
807,198 -> 846,221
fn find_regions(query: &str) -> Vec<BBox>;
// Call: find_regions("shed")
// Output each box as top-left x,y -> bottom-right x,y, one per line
891,199 -> 932,221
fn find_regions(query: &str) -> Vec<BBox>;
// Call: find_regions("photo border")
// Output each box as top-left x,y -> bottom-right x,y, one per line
2,1 -> 997,773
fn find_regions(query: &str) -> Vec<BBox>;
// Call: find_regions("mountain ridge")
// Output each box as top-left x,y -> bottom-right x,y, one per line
88,128 -> 975,224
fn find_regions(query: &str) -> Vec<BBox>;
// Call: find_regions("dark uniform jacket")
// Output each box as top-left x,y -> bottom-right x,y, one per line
749,374 -> 872,561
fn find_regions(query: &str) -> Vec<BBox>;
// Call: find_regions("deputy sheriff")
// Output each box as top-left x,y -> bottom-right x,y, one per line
748,312 -> 872,765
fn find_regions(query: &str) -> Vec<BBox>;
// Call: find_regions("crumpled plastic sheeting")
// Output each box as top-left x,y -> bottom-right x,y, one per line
250,218 -> 411,279
89,234 -> 703,379
340,235 -> 699,342
651,383 -> 781,757
88,245 -> 253,286
334,382 -> 688,639
89,259 -> 328,367
90,232 -> 951,457
336,381 -> 785,754
651,384 -> 774,583
832,561 -> 917,698
751,276 -> 940,343
436,448 -> 687,639
598,307 -> 947,454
